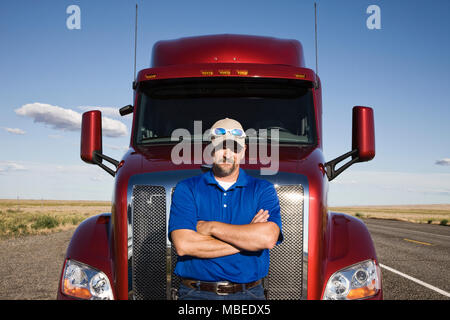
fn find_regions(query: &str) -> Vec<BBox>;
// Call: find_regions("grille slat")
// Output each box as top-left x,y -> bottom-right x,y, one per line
131,183 -> 304,300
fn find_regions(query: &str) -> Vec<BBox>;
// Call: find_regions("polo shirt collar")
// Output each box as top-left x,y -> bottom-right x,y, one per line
204,167 -> 249,188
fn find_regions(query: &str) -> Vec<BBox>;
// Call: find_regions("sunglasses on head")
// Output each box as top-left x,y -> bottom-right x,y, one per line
211,127 -> 246,138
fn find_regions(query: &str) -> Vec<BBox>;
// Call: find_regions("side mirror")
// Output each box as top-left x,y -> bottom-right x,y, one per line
352,106 -> 375,162
80,110 -> 119,177
81,111 -> 102,164
325,106 -> 375,181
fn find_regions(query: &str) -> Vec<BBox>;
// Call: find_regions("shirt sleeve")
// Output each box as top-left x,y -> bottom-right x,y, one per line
258,181 -> 284,245
168,180 -> 198,242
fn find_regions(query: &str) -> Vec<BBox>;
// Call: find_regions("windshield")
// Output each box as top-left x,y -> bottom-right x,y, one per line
135,78 -> 317,145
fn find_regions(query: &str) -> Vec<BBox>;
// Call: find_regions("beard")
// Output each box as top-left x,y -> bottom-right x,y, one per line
212,156 -> 238,177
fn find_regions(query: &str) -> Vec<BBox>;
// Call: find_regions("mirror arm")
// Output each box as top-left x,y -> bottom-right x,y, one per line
324,149 -> 359,181
93,151 -> 119,177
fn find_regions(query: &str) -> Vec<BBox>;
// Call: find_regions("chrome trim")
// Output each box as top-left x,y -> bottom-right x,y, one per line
127,169 -> 309,299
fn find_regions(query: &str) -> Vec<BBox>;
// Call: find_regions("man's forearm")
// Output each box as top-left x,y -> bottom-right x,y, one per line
208,221 -> 279,251
171,229 -> 240,258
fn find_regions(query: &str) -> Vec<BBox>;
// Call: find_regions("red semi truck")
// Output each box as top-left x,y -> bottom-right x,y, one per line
57,34 -> 382,300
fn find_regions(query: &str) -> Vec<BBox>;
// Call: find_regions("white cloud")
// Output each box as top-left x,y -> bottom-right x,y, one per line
78,106 -> 121,118
15,102 -> 127,138
435,158 -> 450,166
15,103 -> 81,130
101,116 -> 128,138
0,161 -> 27,174
2,127 -> 26,135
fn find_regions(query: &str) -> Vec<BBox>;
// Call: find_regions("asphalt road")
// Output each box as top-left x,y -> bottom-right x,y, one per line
0,218 -> 447,300
362,218 -> 450,300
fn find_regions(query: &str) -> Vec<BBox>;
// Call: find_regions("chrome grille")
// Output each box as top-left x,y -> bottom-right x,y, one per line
131,182 -> 304,300
266,185 -> 304,299
132,185 -> 166,300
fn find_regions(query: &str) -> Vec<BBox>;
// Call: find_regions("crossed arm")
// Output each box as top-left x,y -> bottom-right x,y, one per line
170,209 -> 280,258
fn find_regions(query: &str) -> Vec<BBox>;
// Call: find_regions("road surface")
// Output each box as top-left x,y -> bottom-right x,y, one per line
0,219 -> 448,300
362,218 -> 450,300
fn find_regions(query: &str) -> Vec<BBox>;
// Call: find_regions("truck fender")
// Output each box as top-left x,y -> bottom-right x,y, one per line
57,213 -> 114,299
321,211 -> 382,299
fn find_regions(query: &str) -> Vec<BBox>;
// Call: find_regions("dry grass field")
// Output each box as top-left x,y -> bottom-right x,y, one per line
0,199 -> 448,240
0,199 -> 111,239
330,204 -> 450,225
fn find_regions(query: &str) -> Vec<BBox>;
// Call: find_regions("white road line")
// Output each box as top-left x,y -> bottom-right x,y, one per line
380,263 -> 450,298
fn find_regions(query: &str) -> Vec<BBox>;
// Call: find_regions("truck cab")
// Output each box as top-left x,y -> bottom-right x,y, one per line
57,34 -> 382,300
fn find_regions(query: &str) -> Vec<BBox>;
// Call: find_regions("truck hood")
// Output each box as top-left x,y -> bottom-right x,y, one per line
123,144 -> 321,176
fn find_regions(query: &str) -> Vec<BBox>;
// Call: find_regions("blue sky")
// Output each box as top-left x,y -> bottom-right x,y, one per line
0,0 -> 449,205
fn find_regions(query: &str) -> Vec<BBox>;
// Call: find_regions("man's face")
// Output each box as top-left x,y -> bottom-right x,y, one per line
212,140 -> 246,178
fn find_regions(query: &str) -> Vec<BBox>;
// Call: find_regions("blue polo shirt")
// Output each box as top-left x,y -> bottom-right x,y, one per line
168,168 -> 283,283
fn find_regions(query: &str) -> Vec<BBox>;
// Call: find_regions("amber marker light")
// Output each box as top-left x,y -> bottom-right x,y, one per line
145,74 -> 157,79
201,70 -> 214,76
236,70 -> 248,76
347,283 -> 378,300
218,70 -> 231,75
63,279 -> 92,300
295,74 -> 306,79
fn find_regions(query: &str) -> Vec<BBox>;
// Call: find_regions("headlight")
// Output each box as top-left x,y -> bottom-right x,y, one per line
61,259 -> 114,300
323,260 -> 381,300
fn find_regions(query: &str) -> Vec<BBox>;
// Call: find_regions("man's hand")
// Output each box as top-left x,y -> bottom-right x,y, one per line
197,209 -> 268,235
196,220 -> 213,236
251,209 -> 269,223
194,209 -> 279,251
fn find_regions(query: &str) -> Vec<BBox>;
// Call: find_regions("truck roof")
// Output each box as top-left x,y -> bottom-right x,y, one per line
151,34 -> 305,68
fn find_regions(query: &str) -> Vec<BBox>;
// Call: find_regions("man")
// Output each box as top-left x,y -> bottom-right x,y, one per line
168,118 -> 283,300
